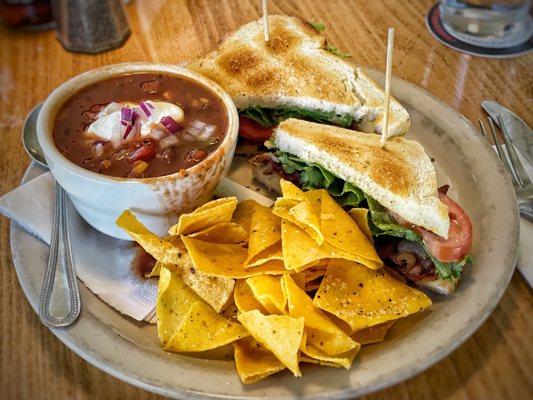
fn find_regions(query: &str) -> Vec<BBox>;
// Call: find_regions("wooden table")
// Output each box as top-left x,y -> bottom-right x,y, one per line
1,1 -> 532,399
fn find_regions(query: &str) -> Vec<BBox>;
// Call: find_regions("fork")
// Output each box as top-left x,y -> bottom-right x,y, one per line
479,116 -> 533,222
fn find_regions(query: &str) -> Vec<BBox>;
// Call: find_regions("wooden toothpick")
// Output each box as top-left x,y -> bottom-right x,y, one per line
262,0 -> 269,42
381,27 -> 395,147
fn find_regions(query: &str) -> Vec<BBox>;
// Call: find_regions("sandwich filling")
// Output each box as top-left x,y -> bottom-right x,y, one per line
251,150 -> 473,282
240,106 -> 355,130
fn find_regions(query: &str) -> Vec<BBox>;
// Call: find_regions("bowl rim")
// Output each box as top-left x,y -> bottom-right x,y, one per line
36,62 -> 239,185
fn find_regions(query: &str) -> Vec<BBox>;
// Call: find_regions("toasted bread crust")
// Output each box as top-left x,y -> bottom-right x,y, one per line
189,15 -> 410,136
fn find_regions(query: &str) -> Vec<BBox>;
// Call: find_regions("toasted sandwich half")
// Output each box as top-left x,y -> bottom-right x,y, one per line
251,119 -> 473,294
189,15 -> 410,141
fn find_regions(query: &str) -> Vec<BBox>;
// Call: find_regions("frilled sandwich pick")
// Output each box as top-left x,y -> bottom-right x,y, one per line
250,118 -> 473,294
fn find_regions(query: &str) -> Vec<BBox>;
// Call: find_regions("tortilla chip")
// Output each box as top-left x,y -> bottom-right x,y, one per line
273,195 -> 323,245
168,197 -> 238,235
319,191 -> 382,270
234,280 -> 268,314
188,222 -> 247,244
182,236 -> 286,278
279,179 -> 306,201
348,208 -> 373,242
301,344 -> 359,369
172,252 -> 235,313
245,204 -> 281,267
305,267 -> 327,283
299,355 -> 339,368
281,220 -> 358,271
147,261 -> 162,277
232,199 -> 258,236
282,275 -> 358,356
238,310 -> 304,377
233,337 -> 286,384
313,260 -> 432,331
291,272 -> 307,290
352,320 -> 396,345
246,275 -> 286,314
156,266 -> 247,352
247,243 -> 284,268
116,210 -> 182,265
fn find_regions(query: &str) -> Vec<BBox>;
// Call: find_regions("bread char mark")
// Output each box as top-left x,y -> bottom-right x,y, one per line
306,132 -> 412,196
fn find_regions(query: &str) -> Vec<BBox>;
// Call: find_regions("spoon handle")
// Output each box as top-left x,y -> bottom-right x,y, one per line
39,182 -> 81,328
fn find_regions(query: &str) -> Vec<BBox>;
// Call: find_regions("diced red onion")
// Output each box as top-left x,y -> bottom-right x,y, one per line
182,132 -> 196,141
151,129 -> 168,140
159,134 -> 180,149
120,107 -> 133,127
160,115 -> 182,133
197,124 -> 216,141
123,124 -> 133,139
93,142 -> 104,157
191,120 -> 207,130
183,126 -> 201,138
139,102 -> 152,118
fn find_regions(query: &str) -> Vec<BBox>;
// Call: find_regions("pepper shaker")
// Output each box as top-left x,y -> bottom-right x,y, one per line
52,0 -> 130,54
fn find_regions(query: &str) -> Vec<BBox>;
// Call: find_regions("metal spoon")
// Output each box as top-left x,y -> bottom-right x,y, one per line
22,103 -> 81,328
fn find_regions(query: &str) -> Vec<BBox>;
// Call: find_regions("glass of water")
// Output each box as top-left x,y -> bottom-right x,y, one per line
439,0 -> 532,47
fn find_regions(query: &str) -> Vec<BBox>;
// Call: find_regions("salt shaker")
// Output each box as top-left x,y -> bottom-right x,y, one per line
52,0 -> 131,54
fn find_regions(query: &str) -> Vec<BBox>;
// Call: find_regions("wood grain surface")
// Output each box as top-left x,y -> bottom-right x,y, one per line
1,1 -> 532,399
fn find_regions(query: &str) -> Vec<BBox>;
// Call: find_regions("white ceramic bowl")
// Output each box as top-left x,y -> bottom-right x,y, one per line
37,63 -> 239,240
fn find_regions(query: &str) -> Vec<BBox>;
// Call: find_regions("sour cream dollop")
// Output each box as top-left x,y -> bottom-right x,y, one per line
86,101 -> 184,147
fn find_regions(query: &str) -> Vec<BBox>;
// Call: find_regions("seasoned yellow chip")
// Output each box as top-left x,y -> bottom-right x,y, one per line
281,220 -> 334,270
247,243 -> 284,268
313,260 -> 432,331
279,179 -> 306,201
232,199 -> 258,236
282,275 -> 358,356
245,204 -> 281,267
168,197 -> 238,235
188,222 -> 247,244
234,280 -> 268,314
246,275 -> 286,314
304,189 -> 323,216
147,261 -> 162,277
352,320 -> 396,345
305,267 -> 327,283
348,208 -> 373,242
116,210 -> 182,265
281,220 -> 359,271
233,337 -> 286,384
319,192 -> 382,270
301,344 -> 359,369
172,252 -> 235,313
273,196 -> 323,245
291,272 -> 307,290
182,236 -> 286,278
238,310 -> 304,377
156,266 -> 247,352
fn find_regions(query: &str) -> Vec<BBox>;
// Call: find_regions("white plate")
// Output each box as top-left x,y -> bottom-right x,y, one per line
10,69 -> 518,399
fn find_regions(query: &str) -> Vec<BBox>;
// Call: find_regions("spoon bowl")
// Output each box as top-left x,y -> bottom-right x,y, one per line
22,103 -> 47,167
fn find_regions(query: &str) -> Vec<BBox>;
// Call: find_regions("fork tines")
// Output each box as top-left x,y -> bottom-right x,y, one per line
479,116 -> 531,188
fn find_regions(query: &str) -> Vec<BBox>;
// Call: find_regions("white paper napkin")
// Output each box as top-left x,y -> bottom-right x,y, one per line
0,171 -> 274,322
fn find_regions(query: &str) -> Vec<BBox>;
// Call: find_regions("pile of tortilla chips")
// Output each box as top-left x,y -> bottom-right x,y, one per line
116,180 -> 432,384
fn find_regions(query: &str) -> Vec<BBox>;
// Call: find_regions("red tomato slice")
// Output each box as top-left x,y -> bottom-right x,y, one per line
417,193 -> 473,263
238,116 -> 274,141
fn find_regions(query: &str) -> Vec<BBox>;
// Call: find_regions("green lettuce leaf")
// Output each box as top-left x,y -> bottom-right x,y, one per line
239,106 -> 354,129
325,43 -> 351,58
275,151 -> 365,207
273,150 -> 472,280
309,21 -> 326,32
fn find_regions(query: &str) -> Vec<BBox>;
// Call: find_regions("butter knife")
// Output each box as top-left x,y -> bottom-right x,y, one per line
482,100 -> 533,165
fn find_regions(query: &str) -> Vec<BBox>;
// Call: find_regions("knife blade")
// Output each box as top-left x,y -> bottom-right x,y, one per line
482,100 -> 533,165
